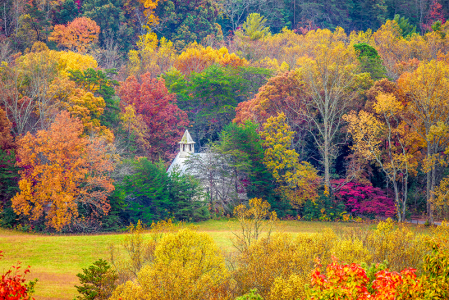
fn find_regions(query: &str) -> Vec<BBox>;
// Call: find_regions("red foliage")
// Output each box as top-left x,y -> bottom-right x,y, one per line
0,251 -> 35,300
332,179 -> 396,218
310,257 -> 423,299
117,73 -> 189,161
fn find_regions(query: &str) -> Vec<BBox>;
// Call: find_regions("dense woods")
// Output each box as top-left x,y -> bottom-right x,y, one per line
1,0 -> 449,233
2,1 -> 449,298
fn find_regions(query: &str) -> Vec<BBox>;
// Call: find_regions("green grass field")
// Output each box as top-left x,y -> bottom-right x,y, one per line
0,220 -> 428,300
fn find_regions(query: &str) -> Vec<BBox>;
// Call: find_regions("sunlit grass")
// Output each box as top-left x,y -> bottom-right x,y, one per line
0,219 -> 430,300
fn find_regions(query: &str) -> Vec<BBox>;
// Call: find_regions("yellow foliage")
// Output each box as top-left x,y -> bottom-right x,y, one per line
174,43 -> 247,76
365,219 -> 428,272
232,198 -> 278,252
128,30 -> 176,77
260,113 -> 320,206
110,228 -> 228,300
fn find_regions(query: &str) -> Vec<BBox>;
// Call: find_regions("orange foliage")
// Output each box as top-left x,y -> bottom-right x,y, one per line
309,258 -> 424,299
234,71 -> 306,130
0,108 -> 15,151
49,17 -> 100,53
12,111 -> 114,231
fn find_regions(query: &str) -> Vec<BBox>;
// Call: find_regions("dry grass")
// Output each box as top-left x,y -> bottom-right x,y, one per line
0,220 -> 430,300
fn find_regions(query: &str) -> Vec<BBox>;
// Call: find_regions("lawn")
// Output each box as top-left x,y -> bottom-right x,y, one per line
0,220 -> 428,300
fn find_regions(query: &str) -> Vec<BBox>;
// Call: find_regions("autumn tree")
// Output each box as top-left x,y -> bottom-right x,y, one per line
260,113 -> 320,207
398,60 -> 449,221
173,43 -> 247,77
12,111 -> 115,231
127,31 -> 176,77
295,28 -> 360,192
49,17 -> 100,53
345,93 -> 420,222
164,65 -> 270,147
0,108 -> 19,213
117,74 -> 188,161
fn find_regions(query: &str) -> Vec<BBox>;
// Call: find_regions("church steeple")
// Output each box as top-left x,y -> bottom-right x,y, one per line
179,129 -> 195,158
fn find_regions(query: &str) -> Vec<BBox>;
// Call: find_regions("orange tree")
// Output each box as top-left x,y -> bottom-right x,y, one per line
12,111 -> 115,231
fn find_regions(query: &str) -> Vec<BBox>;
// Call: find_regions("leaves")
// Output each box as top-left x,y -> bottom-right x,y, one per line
12,111 -> 115,231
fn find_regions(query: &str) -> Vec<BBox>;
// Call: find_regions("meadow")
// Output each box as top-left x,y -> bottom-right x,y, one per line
0,220 -> 430,300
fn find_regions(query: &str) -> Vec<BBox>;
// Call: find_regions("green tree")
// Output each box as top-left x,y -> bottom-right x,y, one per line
121,158 -> 171,224
164,65 -> 271,146
393,14 -> 417,37
353,43 -> 387,80
235,13 -> 271,41
216,121 -> 276,202
168,169 -> 209,221
75,259 -> 118,300
155,0 -> 222,49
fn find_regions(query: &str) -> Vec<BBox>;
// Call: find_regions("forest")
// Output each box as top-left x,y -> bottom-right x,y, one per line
1,0 -> 449,232
2,0 -> 449,299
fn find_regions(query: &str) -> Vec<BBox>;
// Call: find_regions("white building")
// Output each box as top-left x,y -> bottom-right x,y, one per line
167,129 -> 204,175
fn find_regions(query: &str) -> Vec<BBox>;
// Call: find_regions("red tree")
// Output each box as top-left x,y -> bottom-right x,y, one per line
117,73 -> 189,161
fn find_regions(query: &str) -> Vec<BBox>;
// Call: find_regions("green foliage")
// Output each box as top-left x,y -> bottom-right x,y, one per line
235,13 -> 271,41
164,65 -> 271,146
75,259 -> 118,300
168,168 -> 209,221
216,121 -> 277,204
51,0 -> 79,25
235,289 -> 263,300
302,192 -> 347,221
82,0 -> 136,52
155,0 -> 222,49
353,43 -> 387,80
120,157 -> 206,225
393,14 -> 417,37
121,158 -> 171,224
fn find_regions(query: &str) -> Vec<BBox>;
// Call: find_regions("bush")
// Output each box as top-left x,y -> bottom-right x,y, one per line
332,180 -> 396,218
75,259 -> 117,300
110,228 -> 229,300
0,251 -> 37,300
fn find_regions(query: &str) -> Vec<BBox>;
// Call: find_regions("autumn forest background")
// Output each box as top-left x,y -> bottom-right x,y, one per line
2,0 -> 449,299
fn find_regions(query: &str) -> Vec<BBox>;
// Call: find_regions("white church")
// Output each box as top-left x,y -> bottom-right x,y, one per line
167,129 -> 204,175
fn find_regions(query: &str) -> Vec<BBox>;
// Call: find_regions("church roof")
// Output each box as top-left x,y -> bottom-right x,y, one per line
179,129 -> 195,144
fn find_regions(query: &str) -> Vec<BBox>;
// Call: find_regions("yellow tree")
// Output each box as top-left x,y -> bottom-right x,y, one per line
260,113 -> 320,207
128,30 -> 177,77
12,111 -> 115,231
344,93 -> 420,222
295,28 -> 360,192
398,60 -> 449,221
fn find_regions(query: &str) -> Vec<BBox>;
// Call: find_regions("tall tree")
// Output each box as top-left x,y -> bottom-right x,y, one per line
49,17 -> 100,53
260,113 -> 320,207
12,111 -> 115,231
345,93 -> 420,221
398,59 -> 449,222
117,74 -> 189,161
295,28 -> 359,192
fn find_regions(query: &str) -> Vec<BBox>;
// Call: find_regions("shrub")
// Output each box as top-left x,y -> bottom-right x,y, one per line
75,259 -> 117,300
110,228 -> 228,300
307,258 -> 424,299
332,180 -> 396,218
0,251 -> 37,300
